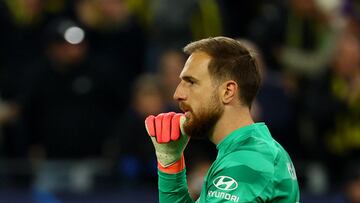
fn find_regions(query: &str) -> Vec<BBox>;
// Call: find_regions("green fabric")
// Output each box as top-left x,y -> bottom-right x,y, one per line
158,123 -> 300,202
158,170 -> 194,203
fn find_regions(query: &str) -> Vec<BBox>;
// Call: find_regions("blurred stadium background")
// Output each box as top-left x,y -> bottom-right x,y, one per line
0,0 -> 359,202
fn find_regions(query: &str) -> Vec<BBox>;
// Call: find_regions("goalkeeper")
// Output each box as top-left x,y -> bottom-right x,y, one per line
145,37 -> 300,202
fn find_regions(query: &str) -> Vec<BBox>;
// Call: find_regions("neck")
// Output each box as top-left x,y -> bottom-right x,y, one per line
210,106 -> 254,145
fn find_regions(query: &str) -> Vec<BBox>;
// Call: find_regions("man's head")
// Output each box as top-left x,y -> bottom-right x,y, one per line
174,36 -> 261,139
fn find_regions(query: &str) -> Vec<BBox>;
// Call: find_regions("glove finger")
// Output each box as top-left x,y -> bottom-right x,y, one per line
145,115 -> 155,136
155,113 -> 164,143
162,112 -> 175,143
171,113 -> 182,141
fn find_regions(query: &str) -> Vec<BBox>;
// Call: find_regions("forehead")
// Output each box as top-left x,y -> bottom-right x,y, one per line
180,51 -> 211,78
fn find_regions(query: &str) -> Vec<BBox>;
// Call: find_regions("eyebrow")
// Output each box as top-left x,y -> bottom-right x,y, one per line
181,75 -> 199,83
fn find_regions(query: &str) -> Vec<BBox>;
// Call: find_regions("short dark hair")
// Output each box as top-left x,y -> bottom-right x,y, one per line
183,36 -> 261,107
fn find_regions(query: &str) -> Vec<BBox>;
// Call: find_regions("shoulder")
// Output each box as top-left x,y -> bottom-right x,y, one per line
218,133 -> 282,173
210,144 -> 277,189
204,124 -> 299,202
204,152 -> 274,202
204,136 -> 287,201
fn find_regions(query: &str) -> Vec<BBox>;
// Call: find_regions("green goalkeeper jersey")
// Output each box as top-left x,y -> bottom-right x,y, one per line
158,122 -> 300,202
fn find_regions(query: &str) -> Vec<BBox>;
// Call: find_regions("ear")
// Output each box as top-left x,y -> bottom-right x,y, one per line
220,80 -> 237,104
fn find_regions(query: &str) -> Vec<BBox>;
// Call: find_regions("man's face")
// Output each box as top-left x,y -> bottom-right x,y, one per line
173,51 -> 224,139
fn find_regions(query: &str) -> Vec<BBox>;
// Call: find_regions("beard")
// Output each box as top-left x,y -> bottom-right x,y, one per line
181,93 -> 224,139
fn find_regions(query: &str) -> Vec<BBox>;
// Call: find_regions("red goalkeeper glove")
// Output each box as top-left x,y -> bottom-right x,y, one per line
145,112 -> 189,174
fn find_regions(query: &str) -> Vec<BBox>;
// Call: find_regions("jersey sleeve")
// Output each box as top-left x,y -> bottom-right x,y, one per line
158,169 -> 195,203
204,151 -> 274,202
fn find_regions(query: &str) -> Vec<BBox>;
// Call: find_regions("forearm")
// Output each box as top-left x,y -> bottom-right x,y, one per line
145,113 -> 192,202
158,170 -> 195,203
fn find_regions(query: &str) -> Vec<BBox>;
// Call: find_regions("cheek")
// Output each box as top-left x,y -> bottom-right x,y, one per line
191,96 -> 213,114
187,85 -> 217,112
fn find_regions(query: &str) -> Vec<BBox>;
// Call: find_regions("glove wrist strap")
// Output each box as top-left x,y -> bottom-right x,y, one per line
158,155 -> 185,174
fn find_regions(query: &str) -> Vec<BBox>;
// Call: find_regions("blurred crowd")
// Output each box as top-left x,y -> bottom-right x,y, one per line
0,0 -> 359,202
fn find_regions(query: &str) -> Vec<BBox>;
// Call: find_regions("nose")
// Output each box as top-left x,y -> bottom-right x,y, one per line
173,81 -> 186,101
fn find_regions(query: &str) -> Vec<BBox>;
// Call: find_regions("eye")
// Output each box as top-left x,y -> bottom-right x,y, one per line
181,76 -> 197,86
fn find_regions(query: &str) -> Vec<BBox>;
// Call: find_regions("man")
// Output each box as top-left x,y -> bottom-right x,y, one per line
145,37 -> 300,202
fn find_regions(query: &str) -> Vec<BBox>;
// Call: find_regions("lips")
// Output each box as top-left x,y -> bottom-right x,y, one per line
179,102 -> 193,120
179,102 -> 191,113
